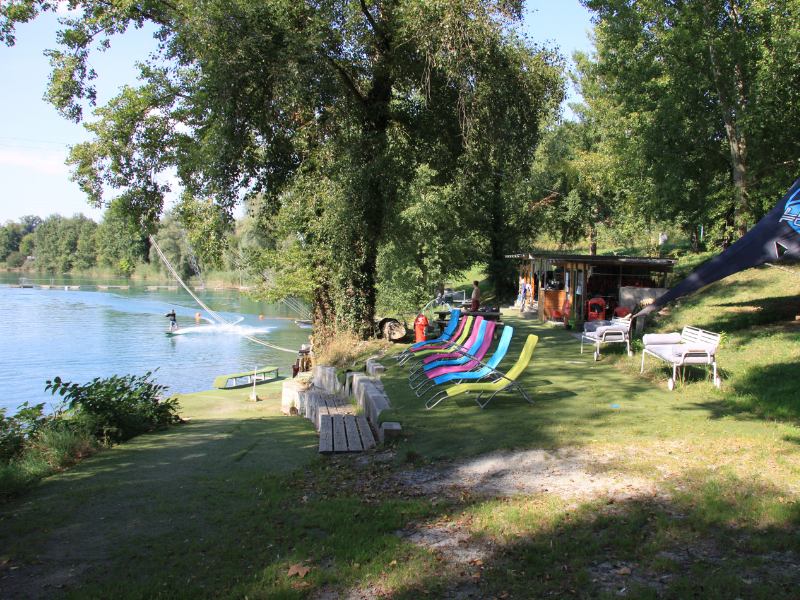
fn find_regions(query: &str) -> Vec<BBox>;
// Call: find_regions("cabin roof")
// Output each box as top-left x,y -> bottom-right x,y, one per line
506,252 -> 675,271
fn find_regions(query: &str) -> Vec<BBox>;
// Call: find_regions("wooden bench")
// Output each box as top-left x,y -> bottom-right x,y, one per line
213,366 -> 279,389
319,414 -> 376,453
641,325 -> 721,390
297,389 -> 377,453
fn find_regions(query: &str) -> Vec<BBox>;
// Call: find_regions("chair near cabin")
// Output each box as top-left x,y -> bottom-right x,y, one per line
587,297 -> 606,321
548,296 -> 571,326
613,305 -> 631,318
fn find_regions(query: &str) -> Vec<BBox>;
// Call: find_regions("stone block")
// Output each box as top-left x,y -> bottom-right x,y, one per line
378,421 -> 402,443
351,372 -> 391,425
312,365 -> 341,395
281,379 -> 306,415
365,357 -> 386,377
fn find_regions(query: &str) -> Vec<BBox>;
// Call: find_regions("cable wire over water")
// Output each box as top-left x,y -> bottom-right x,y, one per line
149,235 -> 298,354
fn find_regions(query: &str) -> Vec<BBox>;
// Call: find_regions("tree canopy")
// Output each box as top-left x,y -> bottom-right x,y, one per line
578,0 -> 800,247
2,0 -> 563,336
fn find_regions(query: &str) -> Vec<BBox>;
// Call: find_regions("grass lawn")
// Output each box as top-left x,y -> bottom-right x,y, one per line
1,263 -> 799,598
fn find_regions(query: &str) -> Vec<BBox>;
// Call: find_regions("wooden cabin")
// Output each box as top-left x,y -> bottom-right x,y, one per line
508,252 -> 675,323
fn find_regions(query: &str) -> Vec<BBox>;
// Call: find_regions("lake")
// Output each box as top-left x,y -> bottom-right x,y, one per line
0,275 -> 312,415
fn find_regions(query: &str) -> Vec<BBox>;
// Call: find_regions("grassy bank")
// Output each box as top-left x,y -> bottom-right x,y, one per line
1,263 -> 799,598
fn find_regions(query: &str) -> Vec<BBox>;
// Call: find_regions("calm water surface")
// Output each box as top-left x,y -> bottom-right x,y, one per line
0,275 -> 311,414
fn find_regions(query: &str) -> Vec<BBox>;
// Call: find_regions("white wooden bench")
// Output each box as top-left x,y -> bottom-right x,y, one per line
640,325 -> 721,390
581,314 -> 633,361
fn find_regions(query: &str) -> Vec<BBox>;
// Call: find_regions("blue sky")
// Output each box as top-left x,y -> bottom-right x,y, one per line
0,2 -> 594,223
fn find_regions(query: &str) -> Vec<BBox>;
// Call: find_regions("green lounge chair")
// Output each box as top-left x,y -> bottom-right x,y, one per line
426,334 -> 538,410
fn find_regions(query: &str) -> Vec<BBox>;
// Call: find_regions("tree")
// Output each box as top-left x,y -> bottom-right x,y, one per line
1,0 -> 562,337
149,214 -> 195,281
95,199 -> 147,275
581,0 -> 800,245
33,214 -> 97,272
19,233 -> 35,257
0,221 -> 23,261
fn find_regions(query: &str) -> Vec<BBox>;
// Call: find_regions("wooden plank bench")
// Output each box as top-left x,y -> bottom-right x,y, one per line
318,414 -> 376,454
297,389 -> 377,453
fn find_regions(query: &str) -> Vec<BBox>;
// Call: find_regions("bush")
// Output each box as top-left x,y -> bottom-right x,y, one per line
45,372 -> 180,443
0,402 -> 49,463
0,403 -> 96,498
1,373 -> 180,498
5,251 -> 25,268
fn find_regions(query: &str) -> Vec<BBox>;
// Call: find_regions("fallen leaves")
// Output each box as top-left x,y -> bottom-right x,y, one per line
287,563 -> 311,578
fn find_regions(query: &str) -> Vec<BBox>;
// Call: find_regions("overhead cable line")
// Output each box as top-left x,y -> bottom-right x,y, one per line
149,234 -> 297,354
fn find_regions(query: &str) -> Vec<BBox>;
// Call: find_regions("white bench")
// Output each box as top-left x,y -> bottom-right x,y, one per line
581,314 -> 633,361
640,325 -> 721,390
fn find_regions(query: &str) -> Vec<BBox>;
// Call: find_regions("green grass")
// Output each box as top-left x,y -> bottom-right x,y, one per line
1,262 -> 800,597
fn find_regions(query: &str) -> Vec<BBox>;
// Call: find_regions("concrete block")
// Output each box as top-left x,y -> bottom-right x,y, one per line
312,365 -> 341,395
366,357 -> 386,377
351,372 -> 391,426
281,379 -> 307,415
379,421 -> 402,443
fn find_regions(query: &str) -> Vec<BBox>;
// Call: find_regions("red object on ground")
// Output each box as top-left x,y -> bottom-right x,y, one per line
614,306 -> 631,318
587,297 -> 607,321
550,297 -> 571,324
413,314 -> 429,343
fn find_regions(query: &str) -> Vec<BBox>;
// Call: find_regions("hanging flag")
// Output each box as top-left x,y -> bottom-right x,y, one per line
636,177 -> 800,317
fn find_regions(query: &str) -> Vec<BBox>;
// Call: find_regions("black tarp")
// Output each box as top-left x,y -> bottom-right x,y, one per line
636,177 -> 800,317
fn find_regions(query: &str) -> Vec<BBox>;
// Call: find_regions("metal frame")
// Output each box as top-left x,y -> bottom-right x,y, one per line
640,326 -> 721,390
580,316 -> 633,361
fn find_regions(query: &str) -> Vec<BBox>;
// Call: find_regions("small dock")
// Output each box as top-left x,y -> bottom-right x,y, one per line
295,389 -> 376,454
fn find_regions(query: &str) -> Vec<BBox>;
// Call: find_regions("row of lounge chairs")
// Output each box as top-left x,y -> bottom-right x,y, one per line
394,309 -> 721,403
394,309 -> 537,409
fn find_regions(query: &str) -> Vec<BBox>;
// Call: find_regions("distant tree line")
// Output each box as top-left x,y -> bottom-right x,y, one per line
1,198 -> 275,281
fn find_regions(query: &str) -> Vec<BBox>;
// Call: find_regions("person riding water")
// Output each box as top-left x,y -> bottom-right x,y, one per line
165,310 -> 178,332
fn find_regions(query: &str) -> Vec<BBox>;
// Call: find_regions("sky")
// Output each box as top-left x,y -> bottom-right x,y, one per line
0,2 -> 595,223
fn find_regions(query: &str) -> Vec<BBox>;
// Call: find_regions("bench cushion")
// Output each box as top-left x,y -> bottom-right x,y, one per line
643,333 -> 682,346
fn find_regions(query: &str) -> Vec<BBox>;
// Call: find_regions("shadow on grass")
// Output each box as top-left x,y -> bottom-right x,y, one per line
688,361 -> 800,422
0,414 -> 320,597
384,472 -> 800,600
699,296 -> 800,333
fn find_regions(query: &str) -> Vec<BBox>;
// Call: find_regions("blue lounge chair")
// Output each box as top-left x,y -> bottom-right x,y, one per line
409,319 -> 492,386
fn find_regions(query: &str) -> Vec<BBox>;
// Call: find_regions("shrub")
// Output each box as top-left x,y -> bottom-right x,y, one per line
315,331 -> 390,369
0,404 -> 96,498
0,402 -> 49,463
46,372 -> 181,444
5,251 -> 25,268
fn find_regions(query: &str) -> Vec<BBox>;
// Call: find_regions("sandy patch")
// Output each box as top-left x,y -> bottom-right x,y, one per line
394,447 -> 659,501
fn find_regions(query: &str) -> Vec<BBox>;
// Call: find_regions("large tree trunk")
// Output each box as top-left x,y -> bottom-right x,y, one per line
327,3 -> 395,339
706,1 -> 751,237
486,170 -> 516,302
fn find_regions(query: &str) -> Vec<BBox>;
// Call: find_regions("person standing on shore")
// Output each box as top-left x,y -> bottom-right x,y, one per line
470,281 -> 481,311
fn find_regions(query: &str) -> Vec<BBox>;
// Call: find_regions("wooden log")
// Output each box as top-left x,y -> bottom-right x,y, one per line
343,416 -> 363,452
356,416 -> 376,450
332,415 -> 347,452
319,415 -> 333,454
